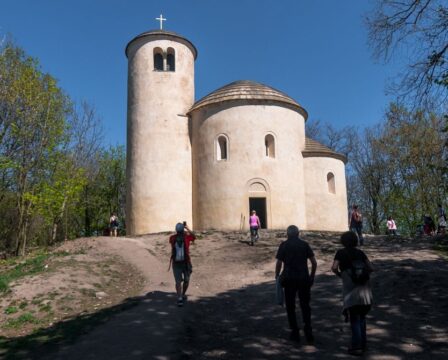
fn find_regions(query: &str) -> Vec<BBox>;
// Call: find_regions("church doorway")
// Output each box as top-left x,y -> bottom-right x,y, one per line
249,197 -> 267,229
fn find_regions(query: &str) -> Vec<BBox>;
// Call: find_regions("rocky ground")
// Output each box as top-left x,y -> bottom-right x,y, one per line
1,230 -> 447,359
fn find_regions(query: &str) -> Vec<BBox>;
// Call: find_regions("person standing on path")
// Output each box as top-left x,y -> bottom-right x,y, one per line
109,213 -> 119,237
349,205 -> 364,245
249,210 -> 261,245
169,222 -> 196,307
275,225 -> 317,344
437,204 -> 446,235
332,231 -> 373,356
386,216 -> 397,236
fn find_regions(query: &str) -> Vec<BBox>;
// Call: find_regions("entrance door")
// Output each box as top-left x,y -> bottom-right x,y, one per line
249,197 -> 267,229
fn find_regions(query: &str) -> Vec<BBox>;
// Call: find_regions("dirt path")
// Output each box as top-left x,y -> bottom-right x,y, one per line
5,231 -> 448,359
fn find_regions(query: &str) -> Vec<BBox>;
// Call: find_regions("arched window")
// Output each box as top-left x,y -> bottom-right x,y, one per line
265,134 -> 275,158
153,48 -> 164,71
216,135 -> 228,161
167,48 -> 175,71
327,172 -> 336,194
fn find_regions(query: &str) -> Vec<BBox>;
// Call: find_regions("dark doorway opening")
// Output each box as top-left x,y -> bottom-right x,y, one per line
249,197 -> 267,229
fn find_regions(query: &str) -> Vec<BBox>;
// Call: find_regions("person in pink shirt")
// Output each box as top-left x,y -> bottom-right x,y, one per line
249,210 -> 261,246
386,216 -> 397,236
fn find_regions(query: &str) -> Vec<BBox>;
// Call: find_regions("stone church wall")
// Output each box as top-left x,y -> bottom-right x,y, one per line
303,156 -> 348,231
191,102 -> 307,230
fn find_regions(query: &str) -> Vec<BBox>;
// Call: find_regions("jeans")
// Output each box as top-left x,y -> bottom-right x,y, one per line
250,226 -> 259,238
283,280 -> 312,331
350,225 -> 364,245
349,306 -> 369,349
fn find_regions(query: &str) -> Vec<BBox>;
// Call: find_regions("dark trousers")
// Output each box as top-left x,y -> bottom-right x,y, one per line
349,305 -> 370,349
250,226 -> 259,237
350,225 -> 364,245
283,280 -> 312,331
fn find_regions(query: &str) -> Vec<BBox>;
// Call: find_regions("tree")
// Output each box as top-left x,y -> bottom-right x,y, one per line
0,43 -> 72,255
80,146 -> 126,236
376,103 -> 446,233
366,0 -> 448,107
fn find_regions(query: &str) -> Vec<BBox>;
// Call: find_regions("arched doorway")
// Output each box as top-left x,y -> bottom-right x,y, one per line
247,179 -> 270,229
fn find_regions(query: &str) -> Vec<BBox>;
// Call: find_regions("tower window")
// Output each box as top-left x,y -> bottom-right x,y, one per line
217,135 -> 228,161
327,172 -> 335,194
167,48 -> 175,71
153,48 -> 163,71
265,134 -> 275,158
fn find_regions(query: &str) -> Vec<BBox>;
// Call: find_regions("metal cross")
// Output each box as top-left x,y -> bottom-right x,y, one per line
156,14 -> 166,30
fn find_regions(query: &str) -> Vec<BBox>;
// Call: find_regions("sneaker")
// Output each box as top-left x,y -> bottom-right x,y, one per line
348,348 -> 363,356
182,295 -> 188,301
304,329 -> 314,345
177,299 -> 183,307
289,329 -> 300,342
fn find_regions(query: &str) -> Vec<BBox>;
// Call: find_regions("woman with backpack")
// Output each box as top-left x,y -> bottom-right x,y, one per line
331,231 -> 374,356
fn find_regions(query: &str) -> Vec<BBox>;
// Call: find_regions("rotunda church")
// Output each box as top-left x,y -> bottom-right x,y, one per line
125,29 -> 348,235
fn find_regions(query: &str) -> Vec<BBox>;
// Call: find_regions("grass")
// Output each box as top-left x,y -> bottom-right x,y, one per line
0,296 -> 141,359
4,313 -> 40,329
4,307 -> 18,315
0,251 -> 69,294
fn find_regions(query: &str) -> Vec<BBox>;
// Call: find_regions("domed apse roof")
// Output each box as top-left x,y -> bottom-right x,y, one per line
189,80 -> 308,119
125,29 -> 198,59
302,137 -> 347,163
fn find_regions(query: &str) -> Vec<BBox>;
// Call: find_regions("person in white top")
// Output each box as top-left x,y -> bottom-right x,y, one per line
386,216 -> 397,236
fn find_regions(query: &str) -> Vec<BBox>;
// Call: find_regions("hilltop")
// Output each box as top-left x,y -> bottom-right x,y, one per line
1,230 -> 447,359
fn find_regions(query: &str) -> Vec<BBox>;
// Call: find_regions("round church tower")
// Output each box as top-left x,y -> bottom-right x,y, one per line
189,80 -> 309,231
125,30 -> 197,234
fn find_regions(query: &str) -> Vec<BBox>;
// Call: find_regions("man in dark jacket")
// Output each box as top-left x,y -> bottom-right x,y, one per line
275,225 -> 317,343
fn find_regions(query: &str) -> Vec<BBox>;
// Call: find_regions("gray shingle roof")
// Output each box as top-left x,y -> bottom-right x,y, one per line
302,137 -> 347,163
189,80 -> 308,118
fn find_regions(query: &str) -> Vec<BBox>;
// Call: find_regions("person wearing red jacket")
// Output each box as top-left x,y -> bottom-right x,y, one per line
169,222 -> 196,307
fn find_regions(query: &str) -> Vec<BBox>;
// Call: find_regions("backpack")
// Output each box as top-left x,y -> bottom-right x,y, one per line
172,235 -> 186,262
347,250 -> 369,285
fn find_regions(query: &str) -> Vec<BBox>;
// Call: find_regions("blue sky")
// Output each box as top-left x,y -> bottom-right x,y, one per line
0,0 -> 402,146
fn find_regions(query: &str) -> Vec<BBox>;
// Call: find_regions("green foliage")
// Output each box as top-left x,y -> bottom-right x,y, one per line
0,40 -> 119,256
0,251 -> 66,293
4,313 -> 39,329
4,306 -> 18,315
81,146 -> 126,236
347,103 -> 447,235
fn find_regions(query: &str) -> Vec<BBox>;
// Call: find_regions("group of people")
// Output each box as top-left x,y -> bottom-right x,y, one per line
350,203 -> 447,238
422,204 -> 446,235
169,220 -> 373,355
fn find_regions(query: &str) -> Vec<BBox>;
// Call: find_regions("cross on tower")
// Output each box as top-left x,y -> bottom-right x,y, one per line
156,14 -> 166,30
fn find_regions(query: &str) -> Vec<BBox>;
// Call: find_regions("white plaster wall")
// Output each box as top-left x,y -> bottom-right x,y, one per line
303,157 -> 348,231
191,103 -> 307,231
126,37 -> 195,234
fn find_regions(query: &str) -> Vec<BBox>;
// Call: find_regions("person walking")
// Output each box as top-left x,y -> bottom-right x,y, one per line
249,210 -> 261,246
349,205 -> 364,245
275,225 -> 317,344
386,216 -> 397,236
109,213 -> 119,237
169,222 -> 196,307
437,204 -> 446,235
331,231 -> 373,356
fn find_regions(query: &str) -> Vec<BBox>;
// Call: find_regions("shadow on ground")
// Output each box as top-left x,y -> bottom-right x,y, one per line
1,253 -> 448,360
